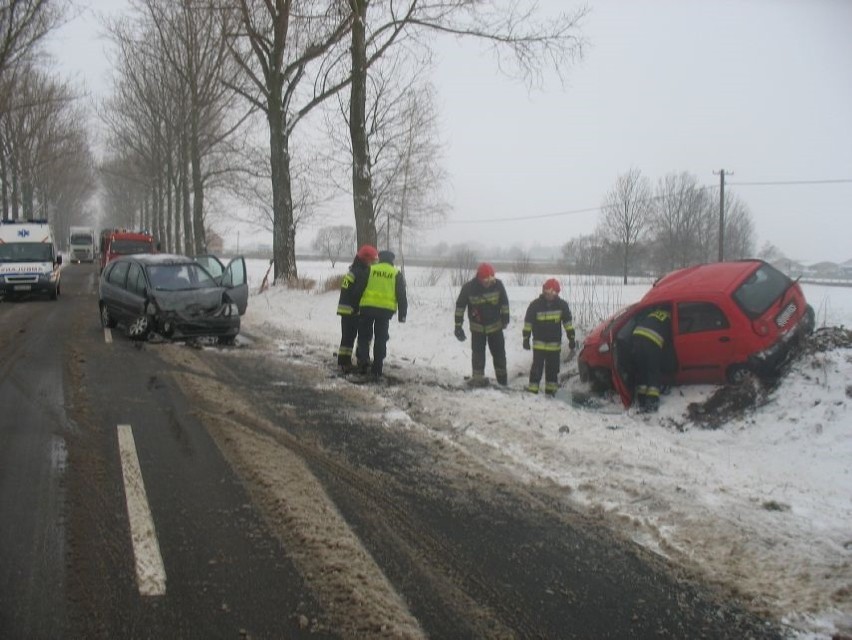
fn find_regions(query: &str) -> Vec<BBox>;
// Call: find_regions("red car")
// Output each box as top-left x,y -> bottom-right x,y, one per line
577,260 -> 815,406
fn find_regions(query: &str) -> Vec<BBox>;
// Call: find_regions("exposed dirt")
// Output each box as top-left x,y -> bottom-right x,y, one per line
687,326 -> 852,429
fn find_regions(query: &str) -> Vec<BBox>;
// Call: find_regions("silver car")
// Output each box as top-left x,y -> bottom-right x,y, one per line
98,253 -> 248,343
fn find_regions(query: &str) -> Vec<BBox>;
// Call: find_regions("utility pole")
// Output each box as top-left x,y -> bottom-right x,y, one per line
713,169 -> 731,262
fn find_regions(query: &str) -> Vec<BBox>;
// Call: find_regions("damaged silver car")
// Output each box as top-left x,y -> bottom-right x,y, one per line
98,253 -> 248,344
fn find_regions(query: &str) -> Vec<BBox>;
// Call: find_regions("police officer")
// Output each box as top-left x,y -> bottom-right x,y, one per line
336,245 -> 378,372
454,262 -> 510,386
631,307 -> 672,412
523,278 -> 575,396
355,250 -> 407,379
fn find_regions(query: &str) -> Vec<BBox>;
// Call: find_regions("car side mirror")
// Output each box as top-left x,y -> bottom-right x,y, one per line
56,255 -> 63,265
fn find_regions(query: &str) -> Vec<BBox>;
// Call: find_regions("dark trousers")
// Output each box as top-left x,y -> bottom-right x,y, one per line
471,330 -> 507,384
632,338 -> 663,401
337,315 -> 359,366
356,313 -> 391,375
528,350 -> 560,394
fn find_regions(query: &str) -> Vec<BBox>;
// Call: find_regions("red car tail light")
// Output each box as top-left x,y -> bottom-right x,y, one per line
752,320 -> 770,336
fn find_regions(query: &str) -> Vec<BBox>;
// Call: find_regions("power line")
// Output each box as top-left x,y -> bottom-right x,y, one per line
446,178 -> 852,225
729,178 -> 852,186
449,205 -> 602,224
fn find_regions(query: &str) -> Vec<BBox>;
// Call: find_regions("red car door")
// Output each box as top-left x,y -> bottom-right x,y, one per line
671,300 -> 734,384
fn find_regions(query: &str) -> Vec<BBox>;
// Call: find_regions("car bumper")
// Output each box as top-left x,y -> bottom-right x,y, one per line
155,314 -> 240,340
749,312 -> 813,375
0,278 -> 57,296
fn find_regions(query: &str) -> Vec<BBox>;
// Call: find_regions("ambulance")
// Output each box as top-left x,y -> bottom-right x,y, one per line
0,219 -> 63,300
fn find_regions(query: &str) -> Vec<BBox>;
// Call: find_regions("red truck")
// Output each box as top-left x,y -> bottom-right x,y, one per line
99,229 -> 158,272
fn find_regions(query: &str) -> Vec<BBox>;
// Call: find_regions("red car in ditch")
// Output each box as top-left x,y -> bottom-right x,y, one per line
577,260 -> 815,407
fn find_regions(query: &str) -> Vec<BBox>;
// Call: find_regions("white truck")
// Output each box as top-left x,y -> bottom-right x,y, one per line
69,226 -> 96,263
0,219 -> 63,300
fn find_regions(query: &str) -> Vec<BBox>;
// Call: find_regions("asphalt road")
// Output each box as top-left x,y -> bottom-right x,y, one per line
0,263 -> 787,639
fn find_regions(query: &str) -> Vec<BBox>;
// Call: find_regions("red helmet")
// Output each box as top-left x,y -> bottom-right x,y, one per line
356,244 -> 378,262
476,262 -> 496,281
543,278 -> 561,294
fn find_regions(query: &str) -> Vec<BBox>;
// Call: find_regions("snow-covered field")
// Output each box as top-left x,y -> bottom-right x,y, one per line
241,257 -> 851,639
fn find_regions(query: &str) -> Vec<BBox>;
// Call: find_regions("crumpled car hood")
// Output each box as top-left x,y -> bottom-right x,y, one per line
152,288 -> 227,315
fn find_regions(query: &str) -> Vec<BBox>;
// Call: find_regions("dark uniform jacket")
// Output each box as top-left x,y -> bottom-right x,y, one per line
523,295 -> 575,351
632,308 -> 672,348
455,278 -> 510,334
337,258 -> 372,317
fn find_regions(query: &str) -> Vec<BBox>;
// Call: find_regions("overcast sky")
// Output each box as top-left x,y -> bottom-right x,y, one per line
50,0 -> 852,264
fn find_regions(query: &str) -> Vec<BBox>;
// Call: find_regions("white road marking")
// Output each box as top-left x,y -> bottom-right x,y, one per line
117,424 -> 167,596
104,327 -> 112,343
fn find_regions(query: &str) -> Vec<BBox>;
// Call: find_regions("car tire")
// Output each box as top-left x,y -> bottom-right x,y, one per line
127,314 -> 151,340
726,364 -> 751,385
100,303 -> 116,328
217,335 -> 237,346
803,304 -> 816,335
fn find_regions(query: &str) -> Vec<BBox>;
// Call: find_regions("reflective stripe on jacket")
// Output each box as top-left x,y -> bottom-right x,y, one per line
337,258 -> 371,317
522,295 -> 574,350
455,277 -> 510,334
632,308 -> 671,348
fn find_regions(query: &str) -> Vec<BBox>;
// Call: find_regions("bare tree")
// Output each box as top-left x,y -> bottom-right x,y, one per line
140,0 -> 248,254
0,0 -> 64,88
0,65 -> 93,225
720,193 -> 755,260
227,0 -> 353,283
450,245 -> 478,286
511,250 -> 533,286
599,168 -> 653,284
342,0 -> 587,247
649,172 -> 708,272
326,61 -> 449,264
313,224 -> 354,267
561,232 -> 605,276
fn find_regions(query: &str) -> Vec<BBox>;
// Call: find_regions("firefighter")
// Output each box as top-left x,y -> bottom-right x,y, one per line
336,244 -> 378,372
631,307 -> 672,412
354,250 -> 407,380
522,278 -> 576,396
454,262 -> 510,386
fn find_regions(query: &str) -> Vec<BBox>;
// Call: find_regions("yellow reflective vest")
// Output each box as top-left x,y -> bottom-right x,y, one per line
360,262 -> 399,312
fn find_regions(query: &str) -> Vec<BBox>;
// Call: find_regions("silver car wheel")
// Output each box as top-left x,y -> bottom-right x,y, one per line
128,315 -> 150,339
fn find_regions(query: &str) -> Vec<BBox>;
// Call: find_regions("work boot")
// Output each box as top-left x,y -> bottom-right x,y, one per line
495,370 -> 508,386
467,372 -> 489,388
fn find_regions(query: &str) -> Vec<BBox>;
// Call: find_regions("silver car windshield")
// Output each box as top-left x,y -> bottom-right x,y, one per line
147,264 -> 216,291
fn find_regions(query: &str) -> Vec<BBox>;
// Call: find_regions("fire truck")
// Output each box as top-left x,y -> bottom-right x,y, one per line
99,228 -> 158,272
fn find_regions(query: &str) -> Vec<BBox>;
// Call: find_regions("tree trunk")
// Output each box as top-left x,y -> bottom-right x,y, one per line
10,151 -> 19,220
165,145 -> 174,253
267,94 -> 296,282
1,148 -> 8,220
349,1 -> 377,248
181,131 -> 193,255
190,105 -> 206,254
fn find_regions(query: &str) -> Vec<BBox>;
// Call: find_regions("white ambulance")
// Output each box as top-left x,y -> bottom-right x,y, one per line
0,219 -> 63,300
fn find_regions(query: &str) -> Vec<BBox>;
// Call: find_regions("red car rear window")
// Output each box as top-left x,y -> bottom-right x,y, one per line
731,263 -> 793,318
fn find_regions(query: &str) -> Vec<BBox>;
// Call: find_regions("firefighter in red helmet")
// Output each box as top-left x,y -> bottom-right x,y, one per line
454,262 -> 510,386
522,278 -> 575,396
336,244 -> 378,372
